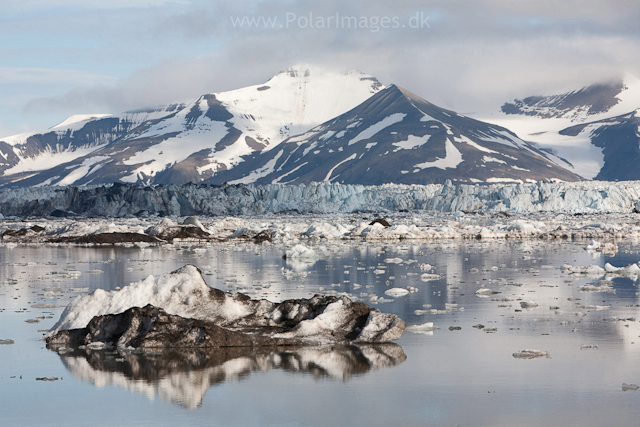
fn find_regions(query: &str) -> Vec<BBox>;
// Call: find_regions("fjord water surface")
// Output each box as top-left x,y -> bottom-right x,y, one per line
1,241 -> 640,426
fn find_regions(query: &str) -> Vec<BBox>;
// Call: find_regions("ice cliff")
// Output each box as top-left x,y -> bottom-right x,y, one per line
1,180 -> 640,217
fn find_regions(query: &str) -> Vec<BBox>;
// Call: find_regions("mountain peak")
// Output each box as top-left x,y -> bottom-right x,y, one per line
203,76 -> 580,186
275,64 -> 380,81
0,65 -> 387,187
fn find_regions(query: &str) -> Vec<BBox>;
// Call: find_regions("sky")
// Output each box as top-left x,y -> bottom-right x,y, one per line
1,0 -> 639,137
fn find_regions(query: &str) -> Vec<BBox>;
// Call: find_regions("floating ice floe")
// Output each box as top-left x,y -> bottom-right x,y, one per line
554,310 -> 587,317
563,262 -> 640,278
585,240 -> 618,254
520,301 -> 538,309
284,244 -> 328,260
579,280 -> 616,293
406,322 -> 437,334
512,349 -> 550,359
475,288 -> 498,297
562,264 -> 606,276
604,262 -> 640,276
384,287 -> 414,297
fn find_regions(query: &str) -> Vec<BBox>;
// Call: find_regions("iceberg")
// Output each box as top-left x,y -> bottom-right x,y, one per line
45,265 -> 406,346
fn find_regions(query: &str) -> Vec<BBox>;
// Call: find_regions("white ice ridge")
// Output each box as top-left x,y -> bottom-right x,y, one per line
4,180 -> 640,216
46,265 -> 252,337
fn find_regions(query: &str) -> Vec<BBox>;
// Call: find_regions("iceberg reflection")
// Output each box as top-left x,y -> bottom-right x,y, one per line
55,344 -> 406,409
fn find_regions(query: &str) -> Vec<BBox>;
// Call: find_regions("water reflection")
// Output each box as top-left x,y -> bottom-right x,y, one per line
54,344 -> 406,409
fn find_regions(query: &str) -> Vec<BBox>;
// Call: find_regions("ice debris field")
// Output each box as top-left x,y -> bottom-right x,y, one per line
2,209 -> 640,246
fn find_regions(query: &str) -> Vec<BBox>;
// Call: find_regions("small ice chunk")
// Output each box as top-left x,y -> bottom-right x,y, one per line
384,288 -> 410,297
586,240 -> 618,254
520,301 -> 538,309
512,349 -> 550,359
580,280 -> 615,293
475,288 -> 498,297
182,216 -> 204,229
285,244 -> 324,259
31,303 -> 66,309
406,322 -> 437,334
586,240 -> 602,251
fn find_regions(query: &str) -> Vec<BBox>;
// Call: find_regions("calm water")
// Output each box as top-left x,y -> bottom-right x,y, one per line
1,240 -> 640,426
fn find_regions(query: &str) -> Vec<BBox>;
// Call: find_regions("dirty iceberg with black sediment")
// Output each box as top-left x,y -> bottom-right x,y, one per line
45,265 -> 406,349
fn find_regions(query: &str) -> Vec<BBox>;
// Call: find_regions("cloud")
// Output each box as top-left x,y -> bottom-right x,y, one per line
10,0 -> 640,125
0,68 -> 117,85
0,0 -> 188,12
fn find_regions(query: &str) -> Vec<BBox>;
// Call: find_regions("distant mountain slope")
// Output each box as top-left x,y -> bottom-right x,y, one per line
501,80 -> 626,120
205,85 -> 580,185
559,109 -> 640,181
0,66 -> 383,187
0,106 -> 182,185
480,74 -> 640,180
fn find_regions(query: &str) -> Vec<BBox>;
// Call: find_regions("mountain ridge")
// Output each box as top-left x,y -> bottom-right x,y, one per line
0,66 -> 383,187
204,84 -> 580,185
485,74 -> 640,180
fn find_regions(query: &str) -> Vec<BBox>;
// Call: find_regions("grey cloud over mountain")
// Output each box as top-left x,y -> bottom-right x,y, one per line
10,0 -> 640,129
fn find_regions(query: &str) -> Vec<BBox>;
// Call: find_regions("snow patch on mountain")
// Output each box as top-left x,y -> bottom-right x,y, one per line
325,153 -> 357,181
392,134 -> 431,151
229,150 -> 285,184
348,113 -> 405,146
456,135 -> 498,154
57,156 -> 110,186
413,140 -> 463,171
4,144 -> 107,175
483,156 -> 506,164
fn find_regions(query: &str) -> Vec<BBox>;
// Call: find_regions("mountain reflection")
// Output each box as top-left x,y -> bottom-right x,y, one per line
55,344 -> 406,409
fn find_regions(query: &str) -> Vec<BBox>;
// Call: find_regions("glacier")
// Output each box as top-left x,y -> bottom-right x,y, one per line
1,180 -> 640,218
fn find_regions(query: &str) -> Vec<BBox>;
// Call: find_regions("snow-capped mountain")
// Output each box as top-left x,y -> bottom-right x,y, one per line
500,77 -> 639,121
0,66 -> 383,187
0,105 -> 183,185
204,84 -> 580,185
481,74 -> 640,180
